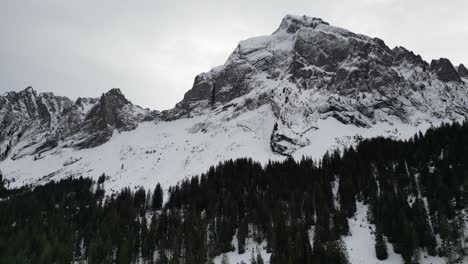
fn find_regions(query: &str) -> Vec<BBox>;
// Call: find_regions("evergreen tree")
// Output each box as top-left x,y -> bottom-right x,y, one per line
152,183 -> 164,211
237,218 -> 248,254
375,231 -> 388,260
0,122 -> 467,263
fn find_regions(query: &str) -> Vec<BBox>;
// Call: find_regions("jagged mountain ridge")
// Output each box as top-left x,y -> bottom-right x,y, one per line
1,14 -> 468,190
173,14 -> 468,154
0,87 -> 156,160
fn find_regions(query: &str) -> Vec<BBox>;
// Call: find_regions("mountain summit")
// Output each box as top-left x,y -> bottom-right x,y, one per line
1,15 -> 468,190
172,14 -> 467,154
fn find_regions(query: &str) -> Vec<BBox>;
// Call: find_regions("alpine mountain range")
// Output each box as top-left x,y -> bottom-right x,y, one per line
1,14 -> 467,264
1,15 -> 467,191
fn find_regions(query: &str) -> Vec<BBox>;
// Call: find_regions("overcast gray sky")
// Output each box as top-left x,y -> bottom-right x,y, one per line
1,0 -> 467,110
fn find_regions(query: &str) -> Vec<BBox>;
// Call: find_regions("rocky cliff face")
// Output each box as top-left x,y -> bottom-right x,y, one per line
75,88 -> 152,148
458,63 -> 468,77
1,15 -> 468,189
430,58 -> 462,82
0,87 -> 72,160
0,87 -> 156,161
172,15 -> 468,155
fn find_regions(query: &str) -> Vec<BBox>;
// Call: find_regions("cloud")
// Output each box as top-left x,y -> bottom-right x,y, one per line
1,0 -> 467,110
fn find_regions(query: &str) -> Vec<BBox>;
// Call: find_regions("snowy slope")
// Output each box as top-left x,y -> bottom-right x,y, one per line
212,238 -> 271,264
343,203 -> 448,264
0,99 -> 440,193
206,202 -> 456,264
1,14 -> 468,193
1,105 -> 278,191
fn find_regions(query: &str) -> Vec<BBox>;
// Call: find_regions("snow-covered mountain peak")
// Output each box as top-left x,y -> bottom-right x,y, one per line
172,15 -> 468,156
8,85 -> 36,97
101,88 -> 127,100
276,14 -> 330,33
1,15 -> 468,192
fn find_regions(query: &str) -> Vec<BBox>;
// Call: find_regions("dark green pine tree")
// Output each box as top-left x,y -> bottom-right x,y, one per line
375,230 -> 388,260
152,183 -> 164,211
237,217 -> 248,254
0,172 -> 5,197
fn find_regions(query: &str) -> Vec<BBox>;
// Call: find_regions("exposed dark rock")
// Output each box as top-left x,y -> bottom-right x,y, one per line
87,88 -> 130,130
458,64 -> 468,78
430,58 -> 462,82
295,30 -> 349,72
35,139 -> 59,153
269,122 -> 295,156
275,15 -> 329,34
392,46 -> 428,67
180,60 -> 254,112
76,88 -> 139,148
0,87 -> 152,159
0,87 -> 75,160
182,75 -> 213,103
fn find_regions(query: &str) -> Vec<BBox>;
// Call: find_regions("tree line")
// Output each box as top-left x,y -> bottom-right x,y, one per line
0,122 -> 467,263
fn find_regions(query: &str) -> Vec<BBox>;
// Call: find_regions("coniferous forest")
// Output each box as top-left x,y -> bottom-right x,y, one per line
0,122 -> 467,264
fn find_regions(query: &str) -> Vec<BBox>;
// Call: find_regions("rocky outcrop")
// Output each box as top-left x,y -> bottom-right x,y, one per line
171,15 -> 468,155
0,87 -> 155,160
392,46 -> 428,67
176,15 -> 466,121
180,61 -> 255,111
458,64 -> 468,78
76,88 -> 149,148
0,87 -> 74,160
430,58 -> 462,82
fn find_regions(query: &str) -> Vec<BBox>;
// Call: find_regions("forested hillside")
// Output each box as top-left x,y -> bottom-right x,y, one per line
0,122 -> 467,264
